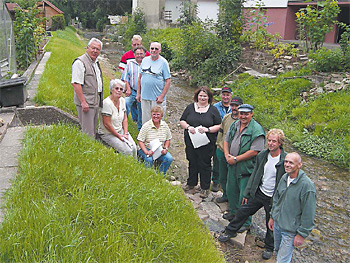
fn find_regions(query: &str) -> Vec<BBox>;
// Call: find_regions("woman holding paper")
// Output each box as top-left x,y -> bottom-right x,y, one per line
99,79 -> 137,158
137,105 -> 173,175
180,86 -> 221,198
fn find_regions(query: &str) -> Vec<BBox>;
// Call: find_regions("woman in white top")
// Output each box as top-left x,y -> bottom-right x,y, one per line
99,79 -> 137,157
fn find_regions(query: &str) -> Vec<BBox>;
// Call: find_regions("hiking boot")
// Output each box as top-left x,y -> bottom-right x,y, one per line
237,225 -> 250,233
200,189 -> 210,198
183,184 -> 194,191
262,249 -> 273,260
211,182 -> 220,192
222,213 -> 235,221
218,232 -> 237,242
216,196 -> 228,203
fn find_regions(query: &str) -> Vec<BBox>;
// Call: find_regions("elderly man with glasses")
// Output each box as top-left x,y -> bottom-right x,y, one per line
136,42 -> 171,124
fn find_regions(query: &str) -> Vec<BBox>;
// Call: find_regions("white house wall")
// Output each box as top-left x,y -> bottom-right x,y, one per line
197,0 -> 218,22
243,0 -> 288,8
164,0 -> 182,23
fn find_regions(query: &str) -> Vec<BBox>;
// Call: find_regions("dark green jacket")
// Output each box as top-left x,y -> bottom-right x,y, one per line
228,118 -> 265,177
271,170 -> 316,238
243,148 -> 287,200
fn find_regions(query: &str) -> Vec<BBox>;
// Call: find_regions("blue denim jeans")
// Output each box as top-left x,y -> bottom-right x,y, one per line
137,149 -> 173,175
274,221 -> 296,263
125,89 -> 142,130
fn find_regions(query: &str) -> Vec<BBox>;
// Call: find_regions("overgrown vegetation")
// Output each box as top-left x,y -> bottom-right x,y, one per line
229,71 -> 350,169
0,124 -> 224,262
13,6 -> 46,69
51,14 -> 66,31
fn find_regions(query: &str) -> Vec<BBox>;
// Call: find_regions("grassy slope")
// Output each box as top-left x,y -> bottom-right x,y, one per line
0,125 -> 223,262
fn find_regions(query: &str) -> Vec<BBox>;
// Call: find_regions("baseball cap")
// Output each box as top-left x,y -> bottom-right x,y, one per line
221,86 -> 232,93
238,104 -> 254,112
230,96 -> 243,105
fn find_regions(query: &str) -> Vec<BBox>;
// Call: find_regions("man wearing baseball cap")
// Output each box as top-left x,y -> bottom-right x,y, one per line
211,87 -> 233,192
215,96 -> 243,203
222,103 -> 265,232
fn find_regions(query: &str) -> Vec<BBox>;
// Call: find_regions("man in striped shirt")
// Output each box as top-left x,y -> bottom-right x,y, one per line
121,46 -> 146,130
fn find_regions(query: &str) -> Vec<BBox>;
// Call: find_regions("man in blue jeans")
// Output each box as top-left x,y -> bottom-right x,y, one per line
268,152 -> 316,263
121,46 -> 147,130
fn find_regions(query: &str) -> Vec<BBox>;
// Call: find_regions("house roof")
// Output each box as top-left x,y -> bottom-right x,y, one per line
5,3 -> 22,12
36,0 -> 64,14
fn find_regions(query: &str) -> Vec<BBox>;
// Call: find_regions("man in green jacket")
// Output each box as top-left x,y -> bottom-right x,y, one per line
218,129 -> 287,260
223,104 -> 265,225
268,152 -> 316,263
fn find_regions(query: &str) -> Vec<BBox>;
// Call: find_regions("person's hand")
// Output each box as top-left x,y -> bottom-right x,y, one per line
136,94 -> 141,102
226,154 -> 236,165
156,94 -> 164,104
146,150 -> 154,157
81,101 -> 89,112
188,126 -> 196,134
268,218 -> 274,231
293,234 -> 305,247
242,197 -> 248,205
122,134 -> 129,140
161,148 -> 168,155
198,127 -> 209,134
125,87 -> 131,97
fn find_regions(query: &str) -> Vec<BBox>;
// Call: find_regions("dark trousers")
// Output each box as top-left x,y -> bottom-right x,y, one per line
225,188 -> 274,251
185,143 -> 215,190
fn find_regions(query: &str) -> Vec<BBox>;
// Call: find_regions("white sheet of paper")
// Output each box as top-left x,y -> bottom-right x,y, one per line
188,126 -> 210,148
149,139 -> 162,160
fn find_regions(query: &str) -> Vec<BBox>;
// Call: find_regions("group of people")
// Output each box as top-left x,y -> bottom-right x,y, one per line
71,36 -> 317,263
71,36 -> 172,175
180,86 -> 316,262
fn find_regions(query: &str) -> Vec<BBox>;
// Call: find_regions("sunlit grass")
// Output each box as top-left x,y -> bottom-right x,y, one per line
0,124 -> 224,262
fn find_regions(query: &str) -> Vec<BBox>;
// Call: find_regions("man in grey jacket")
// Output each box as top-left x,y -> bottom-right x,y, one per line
71,38 -> 103,138
268,152 -> 316,263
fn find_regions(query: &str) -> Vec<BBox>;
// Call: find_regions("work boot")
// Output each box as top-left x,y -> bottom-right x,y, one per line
218,232 -> 237,242
183,184 -> 194,191
262,249 -> 273,260
211,182 -> 220,192
222,213 -> 235,221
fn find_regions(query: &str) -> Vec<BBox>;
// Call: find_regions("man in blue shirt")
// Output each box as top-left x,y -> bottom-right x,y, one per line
211,87 -> 232,192
137,42 -> 171,124
121,46 -> 146,130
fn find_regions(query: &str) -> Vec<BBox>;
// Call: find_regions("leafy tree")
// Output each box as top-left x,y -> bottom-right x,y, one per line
216,0 -> 244,43
13,6 -> 46,69
295,0 -> 340,51
178,0 -> 199,26
51,14 -> 65,31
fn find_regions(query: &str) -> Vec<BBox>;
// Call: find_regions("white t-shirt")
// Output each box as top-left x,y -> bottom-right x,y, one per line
287,176 -> 295,187
260,153 -> 280,197
99,96 -> 126,134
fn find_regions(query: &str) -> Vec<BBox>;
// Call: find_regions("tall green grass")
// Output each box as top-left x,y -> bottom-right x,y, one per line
0,125 -> 224,262
34,27 -> 111,115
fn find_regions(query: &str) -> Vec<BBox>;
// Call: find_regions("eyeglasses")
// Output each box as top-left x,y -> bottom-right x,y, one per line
114,87 -> 123,91
150,47 -> 159,50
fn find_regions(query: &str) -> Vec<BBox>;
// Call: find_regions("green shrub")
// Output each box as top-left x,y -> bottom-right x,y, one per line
308,47 -> 344,72
51,14 -> 65,31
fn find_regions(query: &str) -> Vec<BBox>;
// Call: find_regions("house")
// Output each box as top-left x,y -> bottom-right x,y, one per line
135,0 -> 350,44
5,2 -> 22,21
35,0 -> 64,30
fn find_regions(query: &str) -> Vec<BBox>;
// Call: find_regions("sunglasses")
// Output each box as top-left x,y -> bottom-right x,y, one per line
114,87 -> 123,91
150,47 -> 159,50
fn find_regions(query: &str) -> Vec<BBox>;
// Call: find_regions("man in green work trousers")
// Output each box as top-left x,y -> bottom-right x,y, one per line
223,104 -> 265,232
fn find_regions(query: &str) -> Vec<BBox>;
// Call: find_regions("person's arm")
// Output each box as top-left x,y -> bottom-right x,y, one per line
138,140 -> 153,156
122,112 -> 129,139
161,139 -> 170,155
136,73 -> 142,102
72,83 -> 89,112
180,120 -> 196,134
102,115 -> 124,141
156,78 -> 171,103
198,124 -> 221,134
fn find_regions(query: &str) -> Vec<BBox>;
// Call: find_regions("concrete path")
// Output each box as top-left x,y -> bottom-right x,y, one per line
0,52 -> 51,223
